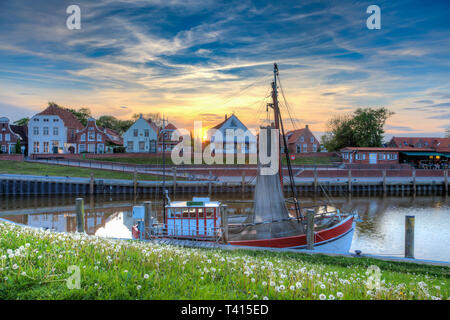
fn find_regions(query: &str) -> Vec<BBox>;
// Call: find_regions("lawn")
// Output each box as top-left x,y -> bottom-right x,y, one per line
0,160 -> 161,181
0,221 -> 448,300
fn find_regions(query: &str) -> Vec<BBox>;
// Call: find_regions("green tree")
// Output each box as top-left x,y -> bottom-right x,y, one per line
321,107 -> 394,152
13,118 -> 29,126
15,140 -> 21,154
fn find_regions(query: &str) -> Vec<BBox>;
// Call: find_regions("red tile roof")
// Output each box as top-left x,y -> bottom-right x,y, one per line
37,105 -> 84,131
341,147 -> 434,152
389,136 -> 450,150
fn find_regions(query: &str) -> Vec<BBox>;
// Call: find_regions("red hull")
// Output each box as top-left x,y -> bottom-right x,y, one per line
228,215 -> 354,249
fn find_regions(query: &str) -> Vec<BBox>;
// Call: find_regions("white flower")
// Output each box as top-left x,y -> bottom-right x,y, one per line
262,281 -> 267,286
290,285 -> 295,291
319,294 -> 326,300
328,294 -> 335,300
296,281 -> 302,289
337,292 -> 343,298
263,296 -> 269,300
21,271 -> 26,276
12,264 -> 18,270
144,274 -> 149,279
136,285 -> 141,290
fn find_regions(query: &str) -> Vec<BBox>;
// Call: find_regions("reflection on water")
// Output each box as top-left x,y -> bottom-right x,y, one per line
0,194 -> 449,262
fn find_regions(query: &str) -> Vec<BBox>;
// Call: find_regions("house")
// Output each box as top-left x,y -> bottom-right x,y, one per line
340,147 -> 403,164
28,104 -> 84,156
285,125 -> 320,153
122,115 -> 159,153
74,118 -> 123,154
205,114 -> 256,154
158,123 -> 180,152
0,117 -> 28,154
388,136 -> 450,151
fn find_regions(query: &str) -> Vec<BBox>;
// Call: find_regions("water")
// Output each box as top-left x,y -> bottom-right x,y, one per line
0,194 -> 449,262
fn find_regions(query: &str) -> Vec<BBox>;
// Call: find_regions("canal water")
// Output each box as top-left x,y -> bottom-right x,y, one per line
0,194 -> 449,262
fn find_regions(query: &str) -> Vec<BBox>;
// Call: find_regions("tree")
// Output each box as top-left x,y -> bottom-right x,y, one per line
321,107 -> 394,152
13,118 -> 29,126
132,112 -> 163,127
15,140 -> 21,154
97,115 -> 133,134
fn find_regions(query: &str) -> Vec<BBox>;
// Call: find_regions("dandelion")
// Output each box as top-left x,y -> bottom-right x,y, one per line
290,285 -> 295,291
12,264 -> 18,270
296,281 -> 302,289
137,285 -> 141,290
263,296 -> 269,300
319,294 -> 326,300
328,294 -> 335,300
337,292 -> 343,298
144,274 -> 149,279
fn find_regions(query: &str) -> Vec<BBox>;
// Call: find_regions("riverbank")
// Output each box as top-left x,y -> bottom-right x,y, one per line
0,160 -> 161,181
0,221 -> 448,300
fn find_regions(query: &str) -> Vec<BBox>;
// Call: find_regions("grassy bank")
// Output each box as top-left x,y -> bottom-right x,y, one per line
0,221 -> 448,300
0,160 -> 161,181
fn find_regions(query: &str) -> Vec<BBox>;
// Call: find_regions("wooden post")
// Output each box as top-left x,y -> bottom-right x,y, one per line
208,170 -> 212,197
412,169 -> 416,196
382,170 -> 387,195
76,198 -> 85,233
172,167 -> 177,195
306,209 -> 314,250
89,172 -> 94,195
444,169 -> 448,195
241,171 -> 245,198
133,167 -> 137,196
348,170 -> 352,194
405,216 -> 415,259
144,201 -> 152,239
221,206 -> 228,244
314,169 -> 318,195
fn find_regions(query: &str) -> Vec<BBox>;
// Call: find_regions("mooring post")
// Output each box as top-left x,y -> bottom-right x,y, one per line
405,215 -> 415,259
133,167 -> 137,196
444,169 -> 448,195
89,172 -> 94,195
382,170 -> 387,195
76,198 -> 85,233
241,171 -> 245,198
221,206 -> 228,244
412,169 -> 416,196
144,201 -> 152,239
314,168 -> 318,195
306,209 -> 315,250
348,169 -> 352,194
172,167 -> 177,195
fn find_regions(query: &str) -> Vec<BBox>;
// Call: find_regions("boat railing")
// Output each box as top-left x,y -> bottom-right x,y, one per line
143,223 -> 225,243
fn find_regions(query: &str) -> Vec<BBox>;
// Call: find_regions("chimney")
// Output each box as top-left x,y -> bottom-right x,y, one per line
305,124 -> 309,130
225,114 -> 228,120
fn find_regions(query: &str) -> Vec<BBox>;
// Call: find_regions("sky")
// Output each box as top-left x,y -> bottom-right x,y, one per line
0,0 -> 449,141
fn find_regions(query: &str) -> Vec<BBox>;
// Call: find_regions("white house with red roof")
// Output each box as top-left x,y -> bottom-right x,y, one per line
28,104 -> 84,156
122,115 -> 159,153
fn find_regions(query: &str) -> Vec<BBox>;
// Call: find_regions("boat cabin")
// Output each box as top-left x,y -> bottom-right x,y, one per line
165,197 -> 222,238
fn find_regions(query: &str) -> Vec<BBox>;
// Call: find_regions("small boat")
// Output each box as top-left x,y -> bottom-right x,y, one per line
133,63 -> 357,254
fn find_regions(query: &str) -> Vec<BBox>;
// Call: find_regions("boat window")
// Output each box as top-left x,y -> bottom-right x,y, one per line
198,208 -> 204,218
190,208 -> 197,218
182,208 -> 190,217
206,208 -> 214,218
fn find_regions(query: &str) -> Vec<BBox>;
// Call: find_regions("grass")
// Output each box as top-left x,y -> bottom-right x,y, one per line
282,156 -> 339,165
0,160 -> 162,181
0,221 -> 448,300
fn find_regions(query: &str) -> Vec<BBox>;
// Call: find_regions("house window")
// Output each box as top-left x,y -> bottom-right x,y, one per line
378,153 -> 386,160
133,129 -> 138,137
343,153 -> 348,160
312,144 -> 317,152
43,142 -> 49,153
53,118 -> 59,122
303,144 -> 307,152
52,141 -> 59,152
1,145 -> 6,153
144,129 -> 149,137
79,144 -> 86,153
300,136 -> 304,142
127,141 -> 134,151
0,134 -> 2,141
33,118 -> 39,122
310,137 -> 314,143
43,127 -> 49,135
33,127 -> 39,135
33,142 -> 39,153
53,127 -> 59,135
355,153 -> 365,160
43,118 -> 49,122
97,134 -> 102,142
88,131 -> 95,141
81,134 -> 86,142
139,141 -> 145,151
5,134 -> 10,141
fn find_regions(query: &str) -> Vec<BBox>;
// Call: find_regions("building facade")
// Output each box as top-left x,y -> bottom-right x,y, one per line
28,104 -> 84,156
158,123 -> 180,152
122,115 -> 159,153
340,147 -> 401,164
74,118 -> 119,154
0,117 -> 27,154
206,114 -> 257,154
286,125 -> 320,153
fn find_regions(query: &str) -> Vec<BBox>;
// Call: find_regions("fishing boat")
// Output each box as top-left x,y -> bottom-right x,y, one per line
133,63 -> 357,253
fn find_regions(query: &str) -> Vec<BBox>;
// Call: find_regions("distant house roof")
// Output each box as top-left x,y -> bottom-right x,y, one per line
103,127 -> 123,146
164,123 -> 177,130
10,125 -> 28,142
390,136 -> 450,149
209,114 -> 249,131
286,125 -> 318,144
146,119 -> 160,134
341,147 -> 434,152
37,104 -> 84,131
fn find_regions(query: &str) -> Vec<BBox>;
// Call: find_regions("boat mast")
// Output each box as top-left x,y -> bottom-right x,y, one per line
271,63 -> 283,185
162,116 -> 166,224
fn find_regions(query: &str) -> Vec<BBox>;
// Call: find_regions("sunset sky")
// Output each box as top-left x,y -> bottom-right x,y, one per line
0,0 -> 449,140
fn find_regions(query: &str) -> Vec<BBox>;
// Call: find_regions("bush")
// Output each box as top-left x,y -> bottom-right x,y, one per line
113,146 -> 126,153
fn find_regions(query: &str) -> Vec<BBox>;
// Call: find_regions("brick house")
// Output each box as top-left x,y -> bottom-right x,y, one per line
286,125 -> 320,153
388,136 -> 450,152
0,117 -> 28,154
28,104 -> 84,156
74,118 -> 122,154
158,123 -> 181,152
340,147 -> 403,164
